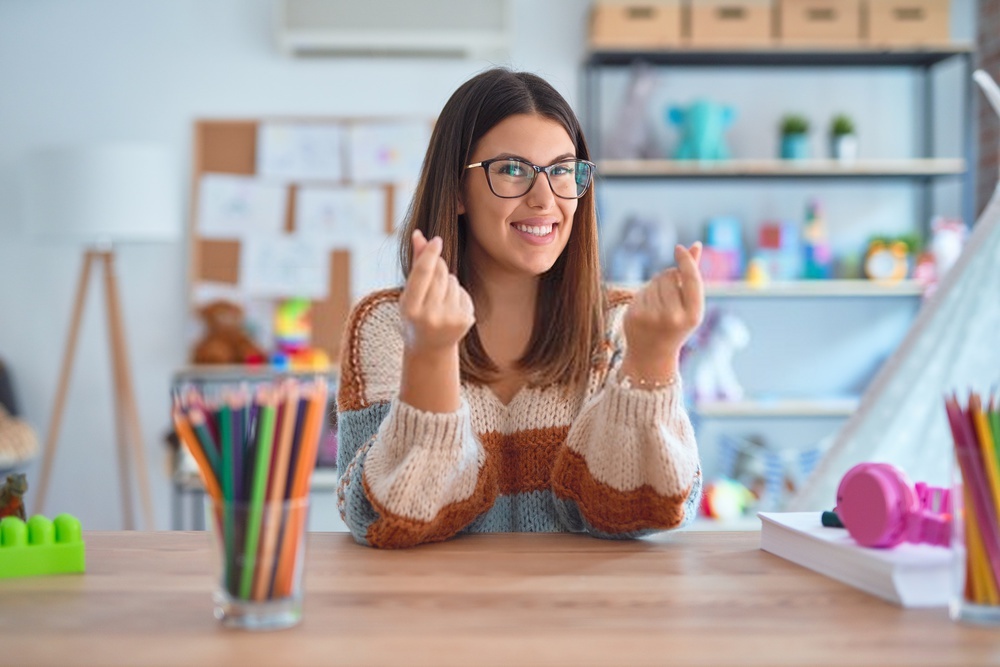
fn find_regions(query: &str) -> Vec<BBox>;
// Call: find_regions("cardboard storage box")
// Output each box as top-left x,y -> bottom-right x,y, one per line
779,0 -> 861,45
589,1 -> 684,49
689,0 -> 774,47
866,0 -> 950,46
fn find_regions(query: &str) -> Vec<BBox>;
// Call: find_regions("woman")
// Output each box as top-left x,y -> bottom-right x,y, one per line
336,68 -> 704,548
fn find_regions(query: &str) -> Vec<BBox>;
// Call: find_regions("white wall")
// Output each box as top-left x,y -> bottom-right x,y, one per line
0,0 -> 976,530
0,0 -> 589,530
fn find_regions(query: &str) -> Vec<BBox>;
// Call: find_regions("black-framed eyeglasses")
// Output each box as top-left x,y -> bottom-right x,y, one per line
465,157 -> 596,200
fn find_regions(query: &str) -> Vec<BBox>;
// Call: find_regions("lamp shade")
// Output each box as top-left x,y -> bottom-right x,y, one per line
22,143 -> 181,244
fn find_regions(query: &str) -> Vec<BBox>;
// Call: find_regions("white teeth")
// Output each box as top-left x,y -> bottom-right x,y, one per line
515,224 -> 553,236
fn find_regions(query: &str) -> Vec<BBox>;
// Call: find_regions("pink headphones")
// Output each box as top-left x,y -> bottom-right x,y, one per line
835,462 -> 952,548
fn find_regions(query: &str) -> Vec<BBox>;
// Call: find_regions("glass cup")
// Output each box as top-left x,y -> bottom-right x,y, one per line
209,497 -> 310,630
950,454 -> 1000,625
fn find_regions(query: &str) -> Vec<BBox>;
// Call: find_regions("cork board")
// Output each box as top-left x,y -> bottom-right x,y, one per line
188,118 -> 426,363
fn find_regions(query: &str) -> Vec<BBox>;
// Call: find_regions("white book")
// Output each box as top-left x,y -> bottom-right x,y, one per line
758,512 -> 953,608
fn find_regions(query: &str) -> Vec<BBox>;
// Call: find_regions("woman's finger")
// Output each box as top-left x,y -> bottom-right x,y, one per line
689,241 -> 703,265
674,244 -> 704,314
412,229 -> 428,258
404,236 -> 443,308
423,256 -> 450,308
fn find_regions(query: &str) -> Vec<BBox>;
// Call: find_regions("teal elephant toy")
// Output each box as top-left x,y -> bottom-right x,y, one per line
668,100 -> 735,161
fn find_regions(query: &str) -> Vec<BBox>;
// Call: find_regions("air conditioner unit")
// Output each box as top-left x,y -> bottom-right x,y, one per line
274,0 -> 512,59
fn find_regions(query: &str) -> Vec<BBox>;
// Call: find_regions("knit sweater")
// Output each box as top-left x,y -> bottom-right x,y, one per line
335,287 -> 702,548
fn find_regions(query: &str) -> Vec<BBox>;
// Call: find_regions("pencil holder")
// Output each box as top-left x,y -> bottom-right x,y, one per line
950,458 -> 1000,625
946,391 -> 1000,625
209,497 -> 310,630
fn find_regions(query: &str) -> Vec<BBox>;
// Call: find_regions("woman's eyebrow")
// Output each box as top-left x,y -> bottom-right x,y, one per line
490,151 -> 577,163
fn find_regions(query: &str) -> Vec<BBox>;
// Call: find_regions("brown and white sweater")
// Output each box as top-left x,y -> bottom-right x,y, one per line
335,288 -> 702,548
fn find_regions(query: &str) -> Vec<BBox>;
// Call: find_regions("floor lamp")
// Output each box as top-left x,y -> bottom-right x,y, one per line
22,144 -> 180,529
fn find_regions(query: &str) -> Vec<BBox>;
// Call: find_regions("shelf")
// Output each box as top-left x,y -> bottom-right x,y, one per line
705,279 -> 924,298
695,397 -> 860,418
173,465 -> 340,492
586,44 -> 975,68
597,158 -> 966,180
612,280 -> 924,298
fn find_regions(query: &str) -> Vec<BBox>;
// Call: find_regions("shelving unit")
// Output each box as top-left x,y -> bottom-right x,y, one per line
695,397 -> 859,418
584,45 -> 977,227
584,45 -> 975,525
599,157 -> 966,179
617,279 -> 925,298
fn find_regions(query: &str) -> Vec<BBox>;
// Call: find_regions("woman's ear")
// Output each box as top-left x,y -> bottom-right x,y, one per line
457,194 -> 466,215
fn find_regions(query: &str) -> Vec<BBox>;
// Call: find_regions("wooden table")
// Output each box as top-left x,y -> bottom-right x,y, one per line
2,531 -> 997,666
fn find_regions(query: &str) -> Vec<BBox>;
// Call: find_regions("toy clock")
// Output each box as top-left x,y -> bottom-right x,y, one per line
863,240 -> 909,282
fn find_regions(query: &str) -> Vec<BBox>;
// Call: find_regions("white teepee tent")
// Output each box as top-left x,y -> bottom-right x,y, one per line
788,70 -> 1000,511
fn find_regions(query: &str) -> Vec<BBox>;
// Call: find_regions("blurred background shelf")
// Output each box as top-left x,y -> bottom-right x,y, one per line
695,397 -> 861,418
615,279 -> 925,298
586,44 -> 976,68
598,158 -> 967,179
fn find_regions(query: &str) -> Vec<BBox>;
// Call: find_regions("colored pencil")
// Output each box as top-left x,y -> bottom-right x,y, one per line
171,408 -> 222,502
254,380 -> 299,601
274,381 -> 327,596
239,388 -> 278,600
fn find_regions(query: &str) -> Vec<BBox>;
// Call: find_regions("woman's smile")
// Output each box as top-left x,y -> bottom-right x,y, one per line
511,217 -> 559,245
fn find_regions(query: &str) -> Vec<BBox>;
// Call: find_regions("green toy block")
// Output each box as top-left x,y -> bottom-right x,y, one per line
0,514 -> 85,578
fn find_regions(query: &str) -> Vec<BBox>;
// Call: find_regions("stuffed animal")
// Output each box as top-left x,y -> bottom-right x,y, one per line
668,99 -> 735,161
915,218 -> 967,297
685,310 -> 750,402
0,473 -> 27,521
0,405 -> 38,469
191,300 -> 266,365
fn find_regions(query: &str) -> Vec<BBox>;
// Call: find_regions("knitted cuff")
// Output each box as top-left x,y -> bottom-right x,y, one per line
382,398 -> 469,453
604,368 -> 685,427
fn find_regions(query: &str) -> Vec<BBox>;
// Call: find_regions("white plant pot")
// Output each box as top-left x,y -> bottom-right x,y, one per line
831,134 -> 858,163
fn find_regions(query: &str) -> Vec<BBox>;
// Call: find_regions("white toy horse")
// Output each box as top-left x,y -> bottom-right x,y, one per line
686,311 -> 750,402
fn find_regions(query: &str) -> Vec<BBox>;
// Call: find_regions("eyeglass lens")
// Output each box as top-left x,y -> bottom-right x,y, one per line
486,159 -> 592,199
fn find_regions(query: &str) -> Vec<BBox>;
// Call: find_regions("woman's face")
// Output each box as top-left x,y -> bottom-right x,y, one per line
460,113 -> 579,279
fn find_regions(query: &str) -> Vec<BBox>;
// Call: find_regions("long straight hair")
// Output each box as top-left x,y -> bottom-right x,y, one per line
399,68 -> 605,390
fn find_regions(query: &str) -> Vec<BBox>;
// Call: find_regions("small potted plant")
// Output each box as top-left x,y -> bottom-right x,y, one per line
779,114 -> 810,160
830,113 -> 858,162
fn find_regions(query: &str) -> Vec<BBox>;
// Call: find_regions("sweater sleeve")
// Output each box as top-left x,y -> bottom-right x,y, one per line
335,290 -> 497,548
551,297 -> 702,538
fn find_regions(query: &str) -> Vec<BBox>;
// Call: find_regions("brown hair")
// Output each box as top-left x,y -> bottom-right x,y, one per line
399,68 -> 605,389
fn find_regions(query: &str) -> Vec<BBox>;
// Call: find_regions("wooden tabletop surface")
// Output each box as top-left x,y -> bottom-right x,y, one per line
1,530 -> 998,666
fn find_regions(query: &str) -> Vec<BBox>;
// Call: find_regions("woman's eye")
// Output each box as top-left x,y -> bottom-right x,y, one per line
498,161 -> 525,177
550,164 -> 572,176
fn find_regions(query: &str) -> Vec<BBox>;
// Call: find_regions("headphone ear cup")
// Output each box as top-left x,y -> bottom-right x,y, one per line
836,463 -> 913,548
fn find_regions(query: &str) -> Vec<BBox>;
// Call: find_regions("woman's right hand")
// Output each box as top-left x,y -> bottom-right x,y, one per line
399,229 -> 475,353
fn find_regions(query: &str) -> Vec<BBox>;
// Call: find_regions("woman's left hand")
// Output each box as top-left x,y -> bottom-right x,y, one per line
622,242 -> 705,370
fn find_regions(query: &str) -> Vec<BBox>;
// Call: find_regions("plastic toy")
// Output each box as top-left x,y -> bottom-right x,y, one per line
756,220 -> 801,280
668,100 -> 735,161
700,478 -> 756,521
802,199 -> 833,279
835,462 -> 951,549
744,257 -> 770,287
0,473 -> 27,520
273,298 -> 330,370
0,513 -> 85,578
700,216 -> 744,281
